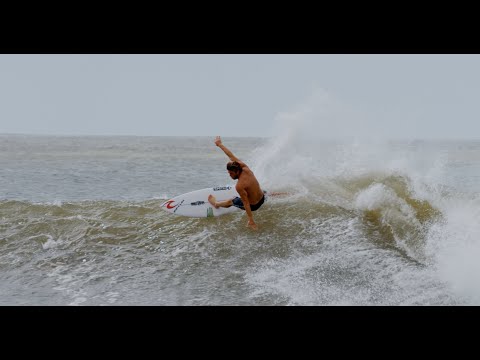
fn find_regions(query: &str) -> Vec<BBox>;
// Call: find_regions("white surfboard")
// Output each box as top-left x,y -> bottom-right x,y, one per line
161,185 -> 242,218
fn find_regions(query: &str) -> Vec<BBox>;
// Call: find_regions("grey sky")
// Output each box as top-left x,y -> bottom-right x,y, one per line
1,54 -> 479,139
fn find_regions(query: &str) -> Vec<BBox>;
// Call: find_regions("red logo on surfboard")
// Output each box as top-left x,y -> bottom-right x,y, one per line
164,200 -> 176,209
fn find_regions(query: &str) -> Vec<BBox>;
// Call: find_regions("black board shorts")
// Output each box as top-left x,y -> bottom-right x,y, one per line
232,192 -> 266,211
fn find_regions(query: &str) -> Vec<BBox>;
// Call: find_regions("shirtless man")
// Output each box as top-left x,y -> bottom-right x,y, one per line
208,136 -> 265,230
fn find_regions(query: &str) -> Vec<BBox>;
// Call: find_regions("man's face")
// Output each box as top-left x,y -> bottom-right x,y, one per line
228,170 -> 239,180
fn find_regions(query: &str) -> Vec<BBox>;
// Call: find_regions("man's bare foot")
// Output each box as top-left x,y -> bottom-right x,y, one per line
208,194 -> 219,209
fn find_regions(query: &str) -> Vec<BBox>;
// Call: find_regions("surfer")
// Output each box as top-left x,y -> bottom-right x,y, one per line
208,136 -> 264,230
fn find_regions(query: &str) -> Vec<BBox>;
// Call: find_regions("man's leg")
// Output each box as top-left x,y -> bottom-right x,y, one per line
267,192 -> 290,197
208,195 -> 233,209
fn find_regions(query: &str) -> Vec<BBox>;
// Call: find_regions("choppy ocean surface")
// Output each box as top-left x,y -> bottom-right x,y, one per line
1,134 -> 480,305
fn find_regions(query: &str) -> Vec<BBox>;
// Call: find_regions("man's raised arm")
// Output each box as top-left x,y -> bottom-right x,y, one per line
214,136 -> 245,166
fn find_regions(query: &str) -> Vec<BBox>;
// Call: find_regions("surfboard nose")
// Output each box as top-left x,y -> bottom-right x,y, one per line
162,200 -> 176,209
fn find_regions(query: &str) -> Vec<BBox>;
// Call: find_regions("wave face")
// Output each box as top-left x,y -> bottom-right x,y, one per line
1,133 -> 480,305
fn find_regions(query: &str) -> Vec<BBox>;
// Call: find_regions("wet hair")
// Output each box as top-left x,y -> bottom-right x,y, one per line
226,161 -> 242,172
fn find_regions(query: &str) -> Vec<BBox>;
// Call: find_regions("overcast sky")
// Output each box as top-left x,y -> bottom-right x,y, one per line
1,54 -> 479,139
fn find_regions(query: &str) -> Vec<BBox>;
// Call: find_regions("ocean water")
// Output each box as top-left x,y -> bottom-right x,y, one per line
1,134 -> 480,305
